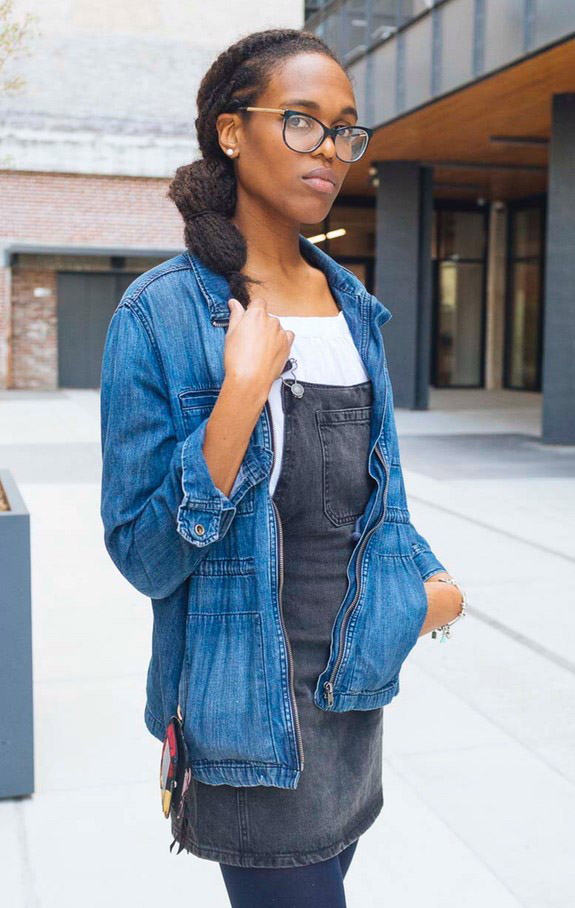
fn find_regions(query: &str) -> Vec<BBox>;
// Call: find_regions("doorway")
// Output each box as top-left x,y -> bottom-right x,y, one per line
57,272 -> 140,388
432,204 -> 488,388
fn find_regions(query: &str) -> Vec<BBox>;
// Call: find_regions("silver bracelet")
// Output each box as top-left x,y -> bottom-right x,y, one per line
431,576 -> 467,643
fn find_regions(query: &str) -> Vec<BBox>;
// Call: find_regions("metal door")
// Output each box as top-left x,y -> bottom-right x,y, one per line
57,272 -> 140,388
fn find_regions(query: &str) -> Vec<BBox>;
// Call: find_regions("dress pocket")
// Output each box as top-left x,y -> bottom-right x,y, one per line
315,405 -> 374,527
180,611 -> 278,764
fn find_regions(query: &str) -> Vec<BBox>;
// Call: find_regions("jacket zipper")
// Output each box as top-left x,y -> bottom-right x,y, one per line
212,317 -> 304,768
323,442 -> 390,708
265,400 -> 305,770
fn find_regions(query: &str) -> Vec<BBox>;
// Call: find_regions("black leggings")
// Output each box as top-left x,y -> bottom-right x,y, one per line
219,838 -> 359,907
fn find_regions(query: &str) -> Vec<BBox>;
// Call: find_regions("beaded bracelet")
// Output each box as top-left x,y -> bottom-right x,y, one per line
431,576 -> 467,643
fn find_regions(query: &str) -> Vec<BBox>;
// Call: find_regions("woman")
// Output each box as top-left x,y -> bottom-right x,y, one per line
100,27 -> 466,908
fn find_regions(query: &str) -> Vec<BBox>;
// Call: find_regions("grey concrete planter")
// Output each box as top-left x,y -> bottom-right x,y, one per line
0,470 -> 34,799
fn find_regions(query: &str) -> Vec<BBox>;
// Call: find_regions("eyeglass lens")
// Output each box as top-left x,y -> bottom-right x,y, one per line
284,114 -> 369,162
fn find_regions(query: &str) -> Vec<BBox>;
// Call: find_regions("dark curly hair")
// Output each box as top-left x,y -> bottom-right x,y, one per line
166,28 -> 344,308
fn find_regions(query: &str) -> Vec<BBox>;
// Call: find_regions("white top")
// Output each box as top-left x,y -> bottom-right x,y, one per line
266,310 -> 370,497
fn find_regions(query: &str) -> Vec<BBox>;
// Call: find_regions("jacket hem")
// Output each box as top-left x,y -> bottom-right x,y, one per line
190,761 -> 301,789
171,791 -> 384,868
145,704 -> 301,788
315,674 -> 400,710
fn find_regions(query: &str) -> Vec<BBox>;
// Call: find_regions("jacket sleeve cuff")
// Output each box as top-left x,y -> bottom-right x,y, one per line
409,521 -> 448,581
176,419 -> 237,547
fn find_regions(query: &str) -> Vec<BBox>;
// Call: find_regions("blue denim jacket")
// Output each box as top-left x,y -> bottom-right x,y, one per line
100,236 -> 447,790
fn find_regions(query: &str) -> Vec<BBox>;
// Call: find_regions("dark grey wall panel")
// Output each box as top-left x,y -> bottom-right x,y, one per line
0,471 -> 33,799
541,94 -> 575,444
374,161 -> 434,409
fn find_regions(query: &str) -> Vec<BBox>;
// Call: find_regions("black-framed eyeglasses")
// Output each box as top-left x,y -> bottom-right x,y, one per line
236,107 -> 373,163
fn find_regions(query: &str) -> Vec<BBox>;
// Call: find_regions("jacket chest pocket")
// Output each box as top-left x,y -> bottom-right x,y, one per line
315,405 -> 375,527
178,387 -> 254,515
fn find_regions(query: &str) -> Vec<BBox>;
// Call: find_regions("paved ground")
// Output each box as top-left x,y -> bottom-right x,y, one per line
0,387 -> 574,907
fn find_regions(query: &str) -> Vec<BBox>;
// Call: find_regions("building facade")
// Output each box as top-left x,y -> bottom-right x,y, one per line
303,0 -> 575,443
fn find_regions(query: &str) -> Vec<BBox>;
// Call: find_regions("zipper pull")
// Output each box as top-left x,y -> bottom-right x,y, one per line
323,681 -> 334,707
351,515 -> 362,542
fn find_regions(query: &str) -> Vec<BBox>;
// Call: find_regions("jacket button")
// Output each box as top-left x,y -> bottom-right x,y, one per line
194,523 -> 205,536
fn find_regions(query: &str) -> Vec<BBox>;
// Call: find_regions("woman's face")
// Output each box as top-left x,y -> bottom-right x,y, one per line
218,52 -> 358,226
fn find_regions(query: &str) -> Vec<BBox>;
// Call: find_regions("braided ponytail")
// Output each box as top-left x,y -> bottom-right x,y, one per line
167,28 -> 341,309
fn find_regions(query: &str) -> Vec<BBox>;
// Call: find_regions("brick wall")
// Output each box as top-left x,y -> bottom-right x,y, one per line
0,266 -> 11,390
1,170 -> 183,248
1,169 -> 184,388
11,268 -> 58,390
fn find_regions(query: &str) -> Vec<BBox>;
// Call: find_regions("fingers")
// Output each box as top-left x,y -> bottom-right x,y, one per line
227,297 -> 244,331
228,296 -> 293,347
247,297 -> 269,313
225,296 -> 295,388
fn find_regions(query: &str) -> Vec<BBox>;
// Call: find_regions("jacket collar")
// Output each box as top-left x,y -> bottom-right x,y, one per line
185,235 -> 392,336
185,234 -> 393,463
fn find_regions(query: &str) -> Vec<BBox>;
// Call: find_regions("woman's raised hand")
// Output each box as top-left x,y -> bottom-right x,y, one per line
224,297 -> 295,395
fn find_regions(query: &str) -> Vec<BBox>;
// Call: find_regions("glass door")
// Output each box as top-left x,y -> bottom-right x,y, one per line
301,202 -> 376,292
432,206 -> 488,387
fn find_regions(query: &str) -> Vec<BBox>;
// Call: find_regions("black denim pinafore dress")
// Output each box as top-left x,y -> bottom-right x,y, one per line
170,371 -> 384,868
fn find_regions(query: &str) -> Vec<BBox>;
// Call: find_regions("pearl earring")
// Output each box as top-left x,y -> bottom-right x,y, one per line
226,148 -> 235,157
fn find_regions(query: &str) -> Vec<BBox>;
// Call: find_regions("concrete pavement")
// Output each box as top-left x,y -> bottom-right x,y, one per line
0,387 -> 573,907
